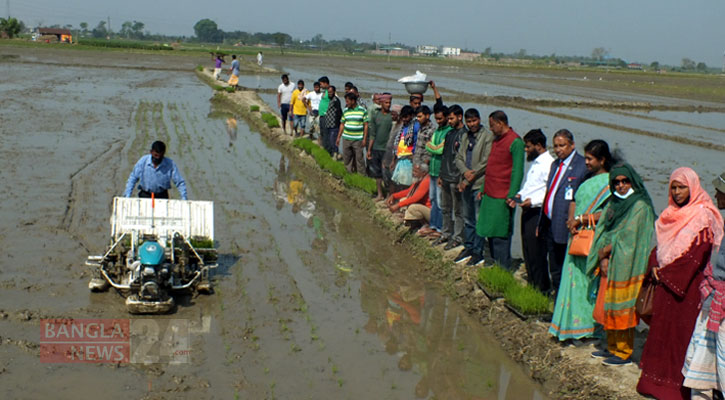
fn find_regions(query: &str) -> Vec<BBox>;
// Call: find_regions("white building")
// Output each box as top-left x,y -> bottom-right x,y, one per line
441,47 -> 461,57
416,45 -> 438,56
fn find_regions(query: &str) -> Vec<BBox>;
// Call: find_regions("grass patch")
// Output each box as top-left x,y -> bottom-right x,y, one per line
477,266 -> 518,295
77,38 -> 173,51
261,112 -> 280,128
212,84 -> 225,91
249,105 -> 260,112
196,65 -> 204,72
503,284 -> 551,315
224,86 -> 236,93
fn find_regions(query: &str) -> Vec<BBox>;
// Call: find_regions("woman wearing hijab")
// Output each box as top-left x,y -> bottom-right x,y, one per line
637,167 -> 724,399
585,163 -> 655,365
681,173 -> 725,399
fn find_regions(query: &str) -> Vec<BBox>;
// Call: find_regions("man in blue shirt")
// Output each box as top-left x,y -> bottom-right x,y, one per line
124,141 -> 188,200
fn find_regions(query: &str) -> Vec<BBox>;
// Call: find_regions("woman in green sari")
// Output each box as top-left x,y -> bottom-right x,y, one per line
587,163 -> 655,366
549,140 -> 614,341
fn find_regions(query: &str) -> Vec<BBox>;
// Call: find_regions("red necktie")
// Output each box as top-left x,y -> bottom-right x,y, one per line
543,161 -> 564,217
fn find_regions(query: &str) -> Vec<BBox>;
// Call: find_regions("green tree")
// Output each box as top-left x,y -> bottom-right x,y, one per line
483,47 -> 492,57
650,61 -> 659,70
591,47 -> 608,61
272,32 -> 290,53
681,57 -> 696,70
696,62 -> 707,72
193,19 -> 222,43
79,22 -> 88,32
92,20 -> 108,38
0,17 -> 22,38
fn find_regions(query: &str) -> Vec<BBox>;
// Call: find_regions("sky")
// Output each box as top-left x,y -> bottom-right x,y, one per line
8,0 -> 725,67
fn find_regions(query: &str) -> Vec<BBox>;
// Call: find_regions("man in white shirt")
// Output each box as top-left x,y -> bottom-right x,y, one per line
277,74 -> 295,134
304,81 -> 323,137
507,129 -> 555,292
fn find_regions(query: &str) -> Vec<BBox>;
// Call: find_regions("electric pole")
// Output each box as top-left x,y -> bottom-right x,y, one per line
7,0 -> 10,18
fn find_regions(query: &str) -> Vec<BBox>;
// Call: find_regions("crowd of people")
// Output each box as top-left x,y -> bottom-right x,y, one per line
272,74 -> 725,399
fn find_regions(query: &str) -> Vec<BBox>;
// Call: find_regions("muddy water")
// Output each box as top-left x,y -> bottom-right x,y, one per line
0,62 -> 546,399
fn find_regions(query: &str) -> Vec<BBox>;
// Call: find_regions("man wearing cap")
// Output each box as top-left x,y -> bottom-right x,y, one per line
124,141 -> 188,200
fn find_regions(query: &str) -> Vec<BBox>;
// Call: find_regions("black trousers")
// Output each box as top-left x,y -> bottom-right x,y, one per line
138,189 -> 169,199
540,215 -> 568,294
521,207 -> 549,292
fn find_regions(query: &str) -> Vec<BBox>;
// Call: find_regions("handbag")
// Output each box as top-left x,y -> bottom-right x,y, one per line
569,214 -> 595,256
568,185 -> 609,257
636,280 -> 656,318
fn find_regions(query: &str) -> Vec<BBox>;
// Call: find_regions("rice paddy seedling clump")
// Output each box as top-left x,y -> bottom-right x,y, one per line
250,105 -> 260,112
503,285 -> 551,315
225,86 -> 235,93
478,266 -> 518,295
261,112 -> 280,128
343,174 -> 377,194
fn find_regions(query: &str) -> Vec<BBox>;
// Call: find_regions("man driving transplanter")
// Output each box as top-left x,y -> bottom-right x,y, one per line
123,141 -> 188,200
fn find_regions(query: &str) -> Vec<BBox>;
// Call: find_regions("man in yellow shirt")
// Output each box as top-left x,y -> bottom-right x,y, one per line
290,80 -> 309,137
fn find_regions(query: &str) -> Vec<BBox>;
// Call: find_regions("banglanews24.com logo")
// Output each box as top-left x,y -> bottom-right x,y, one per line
40,318 -> 190,364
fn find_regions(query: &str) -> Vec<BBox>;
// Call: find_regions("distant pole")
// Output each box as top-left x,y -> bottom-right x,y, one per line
6,0 -> 10,18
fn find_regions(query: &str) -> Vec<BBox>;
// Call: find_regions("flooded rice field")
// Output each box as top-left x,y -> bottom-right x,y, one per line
0,51 -> 547,399
1,46 -> 723,399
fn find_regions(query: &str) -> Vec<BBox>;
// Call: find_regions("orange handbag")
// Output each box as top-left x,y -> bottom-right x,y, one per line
568,185 -> 609,257
569,214 -> 596,256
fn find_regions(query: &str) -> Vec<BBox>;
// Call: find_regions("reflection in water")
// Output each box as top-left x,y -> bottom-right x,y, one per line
269,149 -> 545,398
361,270 -> 545,399
226,117 -> 237,147
274,156 -> 326,252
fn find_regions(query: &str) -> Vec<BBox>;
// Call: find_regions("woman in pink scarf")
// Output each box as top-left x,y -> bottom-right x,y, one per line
637,167 -> 724,400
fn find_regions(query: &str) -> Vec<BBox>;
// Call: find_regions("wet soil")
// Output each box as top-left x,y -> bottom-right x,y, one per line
0,47 -> 547,399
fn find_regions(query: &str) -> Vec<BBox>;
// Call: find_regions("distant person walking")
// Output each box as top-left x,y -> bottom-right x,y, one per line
124,141 -> 188,201
257,51 -> 263,66
336,92 -> 369,174
277,74 -> 295,135
228,55 -> 239,88
213,54 -> 224,80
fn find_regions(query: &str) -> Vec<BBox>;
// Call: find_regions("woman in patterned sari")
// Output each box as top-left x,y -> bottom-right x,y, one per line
586,163 -> 655,366
549,140 -> 614,341
637,167 -> 723,398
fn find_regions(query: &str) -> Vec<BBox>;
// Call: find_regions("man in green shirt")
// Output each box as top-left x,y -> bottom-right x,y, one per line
336,92 -> 369,174
367,93 -> 392,200
423,105 -> 452,241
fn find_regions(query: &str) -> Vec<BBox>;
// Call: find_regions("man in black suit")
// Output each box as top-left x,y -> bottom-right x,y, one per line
538,129 -> 588,296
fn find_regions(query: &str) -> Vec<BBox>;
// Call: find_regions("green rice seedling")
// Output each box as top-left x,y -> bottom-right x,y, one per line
477,266 -> 518,295
224,86 -> 235,93
250,105 -> 260,112
212,85 -> 224,91
196,65 -> 204,72
503,284 -> 552,315
343,174 -> 377,194
260,112 -> 280,128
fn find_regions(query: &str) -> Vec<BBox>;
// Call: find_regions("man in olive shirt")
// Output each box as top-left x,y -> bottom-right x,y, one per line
454,108 -> 494,266
367,93 -> 393,200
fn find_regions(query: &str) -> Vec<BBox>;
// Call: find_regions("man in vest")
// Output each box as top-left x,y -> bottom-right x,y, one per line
475,111 -> 524,270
